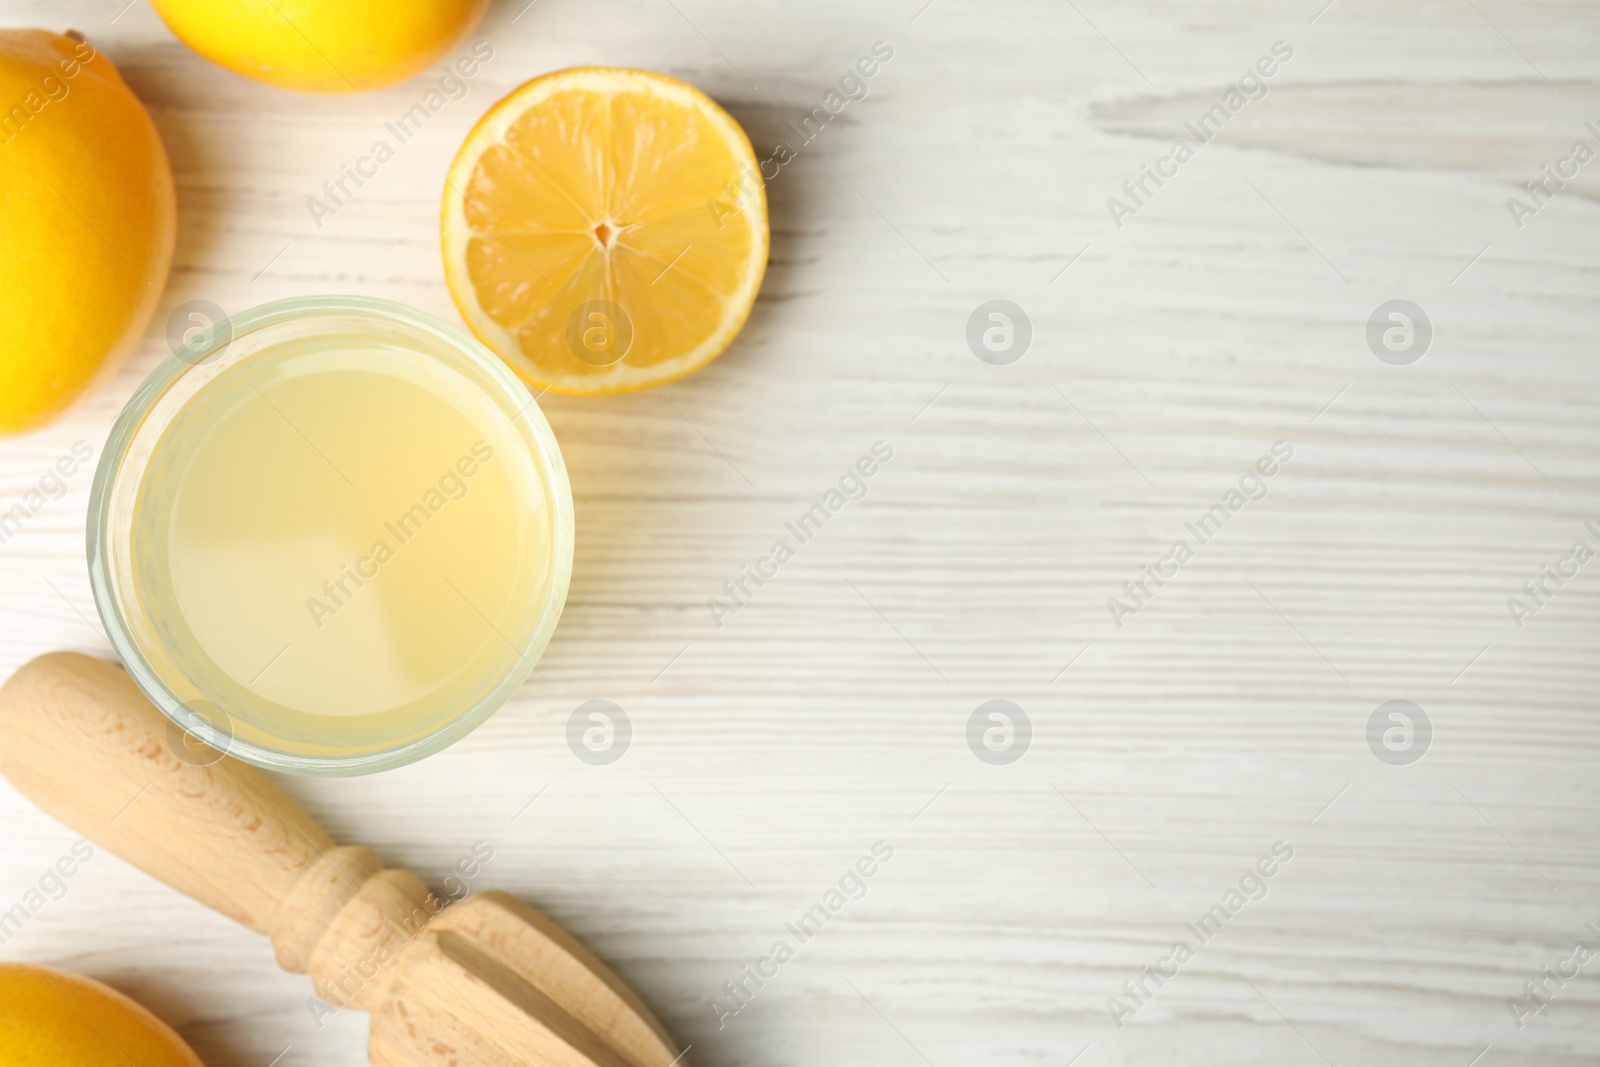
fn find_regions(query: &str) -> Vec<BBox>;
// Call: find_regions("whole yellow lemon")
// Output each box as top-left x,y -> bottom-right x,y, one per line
0,963 -> 204,1067
150,0 -> 490,92
0,30 -> 176,436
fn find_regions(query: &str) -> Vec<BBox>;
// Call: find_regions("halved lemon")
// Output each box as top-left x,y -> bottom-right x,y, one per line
442,67 -> 768,395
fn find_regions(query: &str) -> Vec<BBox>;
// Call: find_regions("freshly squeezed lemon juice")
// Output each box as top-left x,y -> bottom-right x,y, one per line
90,298 -> 573,773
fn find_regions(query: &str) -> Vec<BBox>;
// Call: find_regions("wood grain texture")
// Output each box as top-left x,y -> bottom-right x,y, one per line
0,1 -> 1597,1065
0,653 -> 680,1067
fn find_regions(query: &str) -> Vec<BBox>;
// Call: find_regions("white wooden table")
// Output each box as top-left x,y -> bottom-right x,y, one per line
2,1 -> 1598,1064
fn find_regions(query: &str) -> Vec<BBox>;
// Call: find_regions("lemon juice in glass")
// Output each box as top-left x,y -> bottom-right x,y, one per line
89,296 -> 573,774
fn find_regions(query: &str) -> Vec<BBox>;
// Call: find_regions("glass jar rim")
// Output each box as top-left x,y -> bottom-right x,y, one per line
86,295 -> 574,776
